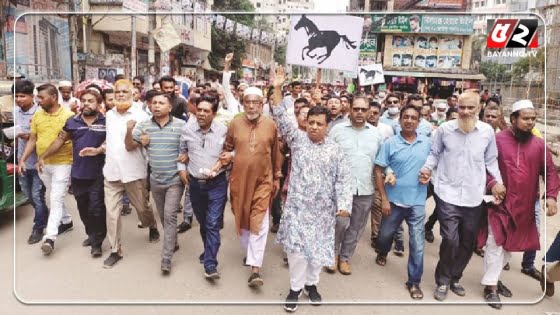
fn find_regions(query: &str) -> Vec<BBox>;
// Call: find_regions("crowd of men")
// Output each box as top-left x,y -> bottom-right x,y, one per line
11,54 -> 560,312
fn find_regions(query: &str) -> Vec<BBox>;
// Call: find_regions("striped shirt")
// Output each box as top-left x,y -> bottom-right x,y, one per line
132,116 -> 186,185
180,118 -> 227,178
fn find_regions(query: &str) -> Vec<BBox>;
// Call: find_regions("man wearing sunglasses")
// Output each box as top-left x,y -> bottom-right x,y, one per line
380,93 -> 402,132
328,97 -> 383,275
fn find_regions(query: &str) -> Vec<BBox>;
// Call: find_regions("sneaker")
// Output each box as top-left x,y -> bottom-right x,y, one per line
521,266 -> 543,281
27,229 -> 43,244
149,227 -> 160,243
248,272 -> 264,288
497,280 -> 512,298
304,285 -> 322,305
393,241 -> 404,257
161,259 -> 172,274
103,252 -> 123,268
484,287 -> 502,309
284,289 -> 302,312
82,238 -> 91,247
57,221 -> 73,235
204,268 -> 220,280
434,285 -> 448,301
450,282 -> 466,296
91,246 -> 102,258
41,239 -> 54,255
425,229 -> 435,243
270,223 -> 280,233
177,221 -> 191,233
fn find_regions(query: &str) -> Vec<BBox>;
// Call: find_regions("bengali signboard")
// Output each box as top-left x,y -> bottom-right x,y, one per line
421,15 -> 474,35
370,14 -> 474,35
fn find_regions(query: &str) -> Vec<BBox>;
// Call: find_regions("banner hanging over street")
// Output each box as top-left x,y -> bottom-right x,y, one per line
286,15 -> 363,72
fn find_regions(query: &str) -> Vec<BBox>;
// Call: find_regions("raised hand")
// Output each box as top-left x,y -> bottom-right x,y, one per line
273,66 -> 286,88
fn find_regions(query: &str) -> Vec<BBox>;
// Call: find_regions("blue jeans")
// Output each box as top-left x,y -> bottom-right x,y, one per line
545,231 -> 560,263
376,203 -> 425,285
18,169 -> 49,231
183,184 -> 193,224
189,173 -> 228,271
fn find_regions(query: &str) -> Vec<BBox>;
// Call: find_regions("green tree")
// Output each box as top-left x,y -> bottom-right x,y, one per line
274,45 -> 286,65
511,48 -> 545,80
480,62 -> 510,82
209,0 -> 256,73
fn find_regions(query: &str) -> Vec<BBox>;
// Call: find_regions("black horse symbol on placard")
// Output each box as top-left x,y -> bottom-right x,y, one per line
294,15 -> 357,64
360,68 -> 382,81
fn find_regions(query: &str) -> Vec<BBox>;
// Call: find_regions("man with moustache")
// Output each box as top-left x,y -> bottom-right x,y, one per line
476,100 -> 559,308
127,91 -> 186,273
18,84 -> 74,255
58,80 -> 80,113
419,91 -> 506,301
217,85 -> 283,288
102,89 -> 116,112
328,96 -> 383,275
178,94 -> 228,279
374,105 -> 432,300
159,76 -> 187,120
14,80 -> 49,244
38,90 -> 107,257
102,79 -> 160,268
270,67 -> 352,311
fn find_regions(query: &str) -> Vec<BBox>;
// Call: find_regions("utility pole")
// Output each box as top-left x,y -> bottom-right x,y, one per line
68,0 -> 80,86
131,16 -> 137,78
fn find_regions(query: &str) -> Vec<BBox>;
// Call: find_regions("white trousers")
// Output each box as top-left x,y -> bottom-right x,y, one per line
287,251 -> 322,291
240,209 -> 269,268
481,223 -> 512,285
38,164 -> 72,240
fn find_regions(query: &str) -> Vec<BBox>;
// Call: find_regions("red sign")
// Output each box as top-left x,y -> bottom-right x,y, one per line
487,19 -> 538,49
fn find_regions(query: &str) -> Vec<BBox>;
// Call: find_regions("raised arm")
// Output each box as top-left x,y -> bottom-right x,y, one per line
270,66 -> 298,147
222,53 -> 239,114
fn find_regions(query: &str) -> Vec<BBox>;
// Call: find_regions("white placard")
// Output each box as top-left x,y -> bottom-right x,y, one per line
286,15 -> 363,72
358,64 -> 385,85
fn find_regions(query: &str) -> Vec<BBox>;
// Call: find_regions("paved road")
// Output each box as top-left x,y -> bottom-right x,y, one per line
1,195 -> 559,315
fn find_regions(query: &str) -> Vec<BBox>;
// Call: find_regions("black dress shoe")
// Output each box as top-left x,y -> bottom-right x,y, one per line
27,230 -> 43,244
82,238 -> 92,247
497,281 -> 512,297
177,221 -> 191,233
521,266 -> 543,281
484,287 -> 502,309
57,221 -> 73,235
91,246 -> 102,258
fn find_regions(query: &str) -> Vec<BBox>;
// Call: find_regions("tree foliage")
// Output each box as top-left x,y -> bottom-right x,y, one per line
511,48 -> 545,80
480,62 -> 511,82
274,45 -> 286,65
209,0 -> 256,73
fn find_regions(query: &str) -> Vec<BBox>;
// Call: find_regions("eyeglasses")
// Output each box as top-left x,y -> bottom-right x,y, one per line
352,107 -> 369,113
387,100 -> 399,104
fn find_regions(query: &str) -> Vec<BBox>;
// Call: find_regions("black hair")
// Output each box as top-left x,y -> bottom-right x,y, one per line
85,84 -> 103,95
370,101 -> 381,110
159,75 -> 176,86
144,89 -> 160,102
290,81 -> 302,88
407,94 -> 423,106
133,76 -> 145,84
307,105 -> 331,124
196,93 -> 219,113
115,74 -> 126,81
294,97 -> 309,106
486,96 -> 501,106
399,105 -> 421,119
36,83 -> 58,98
12,79 -> 34,95
102,89 -> 114,100
446,107 -> 459,120
151,90 -> 174,104
447,95 -> 458,101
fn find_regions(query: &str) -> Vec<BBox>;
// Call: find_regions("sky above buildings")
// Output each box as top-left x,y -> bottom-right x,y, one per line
314,0 -> 348,13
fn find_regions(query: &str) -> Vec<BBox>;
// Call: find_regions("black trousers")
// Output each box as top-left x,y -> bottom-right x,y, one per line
72,176 -> 107,248
434,194 -> 482,286
271,157 -> 289,225
425,182 -> 439,231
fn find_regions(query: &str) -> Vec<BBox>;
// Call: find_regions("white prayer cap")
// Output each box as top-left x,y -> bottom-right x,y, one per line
435,101 -> 447,109
243,86 -> 263,98
511,100 -> 534,113
238,82 -> 249,90
58,80 -> 73,88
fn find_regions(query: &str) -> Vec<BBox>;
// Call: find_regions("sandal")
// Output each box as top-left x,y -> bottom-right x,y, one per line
375,254 -> 387,266
408,284 -> 424,300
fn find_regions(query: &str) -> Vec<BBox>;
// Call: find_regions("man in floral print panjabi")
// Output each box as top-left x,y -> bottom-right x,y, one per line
270,66 -> 353,313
